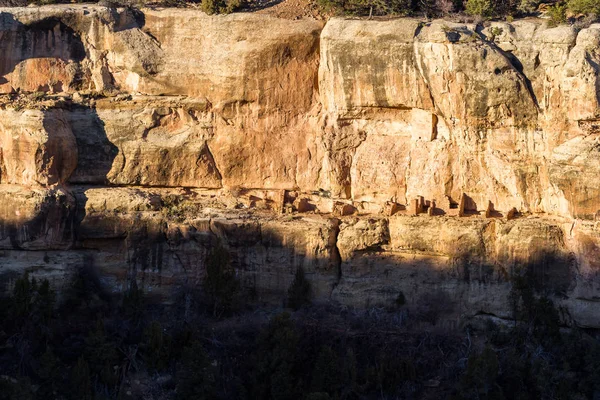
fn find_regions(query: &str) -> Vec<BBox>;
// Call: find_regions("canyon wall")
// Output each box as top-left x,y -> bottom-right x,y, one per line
0,5 -> 599,327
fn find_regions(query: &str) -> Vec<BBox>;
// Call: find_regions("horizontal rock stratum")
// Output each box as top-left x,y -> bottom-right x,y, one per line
0,5 -> 599,327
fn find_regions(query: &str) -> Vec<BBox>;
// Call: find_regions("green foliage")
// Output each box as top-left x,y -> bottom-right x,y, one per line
200,0 -> 242,15
465,0 -> 517,18
160,195 -> 199,221
12,272 -> 33,319
176,340 -> 216,400
8,273 -> 56,329
64,269 -> 92,308
142,321 -> 172,371
465,0 -> 495,17
34,279 -> 56,325
518,0 -> 540,13
287,267 -> 311,310
316,0 -> 412,16
2,263 -> 600,400
250,312 -> 301,399
489,26 -> 504,41
509,271 -> 561,343
567,0 -> 600,15
203,242 -> 240,317
547,2 -> 568,26
84,320 -> 120,388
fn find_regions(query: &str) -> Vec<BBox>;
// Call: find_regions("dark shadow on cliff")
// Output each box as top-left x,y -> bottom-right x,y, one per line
0,14 -> 86,85
67,103 -> 120,283
67,104 -> 119,186
0,103 -> 119,294
0,103 -> 118,301
67,211 -> 580,321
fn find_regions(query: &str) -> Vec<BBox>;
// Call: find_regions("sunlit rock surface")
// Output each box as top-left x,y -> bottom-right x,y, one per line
0,6 -> 599,327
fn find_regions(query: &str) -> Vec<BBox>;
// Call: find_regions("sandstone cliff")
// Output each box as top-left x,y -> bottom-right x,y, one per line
0,5 -> 599,327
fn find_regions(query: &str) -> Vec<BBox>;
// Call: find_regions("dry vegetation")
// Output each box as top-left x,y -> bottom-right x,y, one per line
1,0 -> 598,25
1,256 -> 600,399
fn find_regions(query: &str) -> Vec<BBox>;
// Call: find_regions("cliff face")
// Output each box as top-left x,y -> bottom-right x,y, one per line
0,5 -> 599,327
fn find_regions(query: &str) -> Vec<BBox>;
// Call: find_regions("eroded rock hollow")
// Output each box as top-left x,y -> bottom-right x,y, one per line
0,5 -> 599,327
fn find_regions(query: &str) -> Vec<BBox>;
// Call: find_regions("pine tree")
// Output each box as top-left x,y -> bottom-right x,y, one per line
203,243 -> 240,317
287,267 -> 311,310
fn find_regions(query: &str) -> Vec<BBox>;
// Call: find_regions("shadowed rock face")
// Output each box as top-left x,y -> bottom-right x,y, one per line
0,6 -> 599,327
0,13 -> 86,91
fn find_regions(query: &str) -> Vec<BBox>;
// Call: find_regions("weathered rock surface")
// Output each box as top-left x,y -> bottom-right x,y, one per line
0,6 -> 599,327
0,109 -> 77,185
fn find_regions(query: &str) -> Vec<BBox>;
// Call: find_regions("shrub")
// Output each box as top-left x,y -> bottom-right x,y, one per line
395,291 -> 406,307
436,0 -> 456,14
465,0 -> 517,18
287,267 -> 311,310
203,242 -> 240,317
9,273 -> 56,329
317,0 -> 413,16
518,0 -> 540,13
465,0 -> 496,17
84,320 -> 120,388
567,0 -> 600,15
489,26 -> 504,41
250,312 -> 301,399
547,2 -> 568,26
12,272 -> 34,319
509,271 -> 561,344
200,0 -> 243,15
33,279 -> 55,325
122,279 -> 144,319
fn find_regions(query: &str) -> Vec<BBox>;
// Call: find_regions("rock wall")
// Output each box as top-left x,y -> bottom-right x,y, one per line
0,5 -> 599,327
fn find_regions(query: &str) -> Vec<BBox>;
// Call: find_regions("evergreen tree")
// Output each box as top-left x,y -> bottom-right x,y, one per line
203,243 -> 240,317
250,312 -> 301,399
287,267 -> 311,310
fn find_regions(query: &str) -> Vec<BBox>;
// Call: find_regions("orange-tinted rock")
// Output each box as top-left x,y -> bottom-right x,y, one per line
0,109 -> 77,185
0,7 -> 598,327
